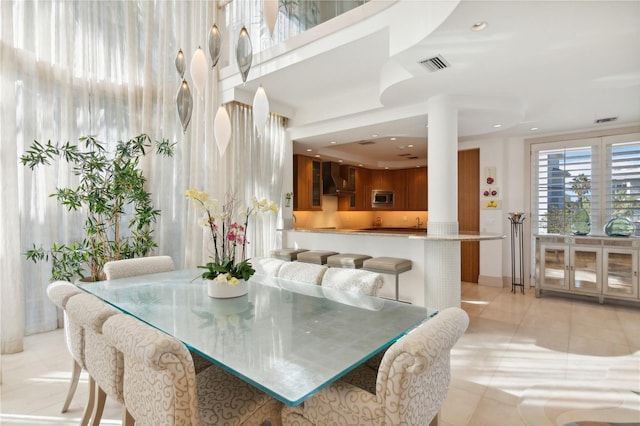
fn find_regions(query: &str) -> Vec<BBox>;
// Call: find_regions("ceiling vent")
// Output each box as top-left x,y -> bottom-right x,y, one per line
594,116 -> 618,124
358,140 -> 375,145
418,55 -> 450,72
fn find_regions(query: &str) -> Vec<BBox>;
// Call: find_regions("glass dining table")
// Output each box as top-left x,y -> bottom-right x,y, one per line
78,269 -> 437,406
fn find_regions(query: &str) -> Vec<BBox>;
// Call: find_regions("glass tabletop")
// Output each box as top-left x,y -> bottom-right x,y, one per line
79,269 -> 437,406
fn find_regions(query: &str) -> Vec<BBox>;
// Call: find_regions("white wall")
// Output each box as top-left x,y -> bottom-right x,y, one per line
459,136 -> 527,287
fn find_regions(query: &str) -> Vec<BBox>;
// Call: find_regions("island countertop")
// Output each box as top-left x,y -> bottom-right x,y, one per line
285,227 -> 504,241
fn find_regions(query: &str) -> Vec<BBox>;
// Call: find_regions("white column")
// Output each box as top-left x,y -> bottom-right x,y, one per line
425,96 -> 461,309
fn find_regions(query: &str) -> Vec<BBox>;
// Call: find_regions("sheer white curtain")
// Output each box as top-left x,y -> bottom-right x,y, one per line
1,1 -> 288,354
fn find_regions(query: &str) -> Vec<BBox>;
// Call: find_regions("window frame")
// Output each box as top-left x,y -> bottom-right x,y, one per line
529,131 -> 640,237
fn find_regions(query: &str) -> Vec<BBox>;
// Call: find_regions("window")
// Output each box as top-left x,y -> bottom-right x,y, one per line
531,133 -> 640,236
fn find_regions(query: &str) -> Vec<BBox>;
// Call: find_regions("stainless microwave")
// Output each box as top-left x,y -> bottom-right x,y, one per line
372,190 -> 394,208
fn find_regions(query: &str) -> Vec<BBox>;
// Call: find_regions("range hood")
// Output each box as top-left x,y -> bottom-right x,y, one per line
322,162 -> 355,196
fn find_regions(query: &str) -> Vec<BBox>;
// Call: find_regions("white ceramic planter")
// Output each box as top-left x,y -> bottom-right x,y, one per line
206,279 -> 248,298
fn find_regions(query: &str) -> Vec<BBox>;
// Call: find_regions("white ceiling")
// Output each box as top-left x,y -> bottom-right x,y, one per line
224,0 -> 640,169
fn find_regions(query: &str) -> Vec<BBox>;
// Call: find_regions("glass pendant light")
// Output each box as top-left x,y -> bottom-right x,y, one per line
208,24 -> 222,68
176,80 -> 193,133
214,105 -> 232,156
263,0 -> 279,37
175,49 -> 186,78
252,85 -> 269,137
236,26 -> 253,83
190,47 -> 208,94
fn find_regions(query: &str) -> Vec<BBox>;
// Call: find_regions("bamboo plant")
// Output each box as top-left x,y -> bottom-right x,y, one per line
21,133 -> 175,281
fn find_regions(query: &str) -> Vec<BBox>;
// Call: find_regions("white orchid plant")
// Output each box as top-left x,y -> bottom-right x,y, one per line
186,189 -> 278,284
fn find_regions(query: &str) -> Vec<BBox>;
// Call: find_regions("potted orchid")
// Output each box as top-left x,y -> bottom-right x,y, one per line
186,189 -> 277,297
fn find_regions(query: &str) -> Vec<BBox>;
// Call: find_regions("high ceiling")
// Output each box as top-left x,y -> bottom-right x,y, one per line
223,0 -> 640,169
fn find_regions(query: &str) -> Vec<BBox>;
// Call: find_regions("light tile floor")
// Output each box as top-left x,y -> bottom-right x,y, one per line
1,283 -> 639,425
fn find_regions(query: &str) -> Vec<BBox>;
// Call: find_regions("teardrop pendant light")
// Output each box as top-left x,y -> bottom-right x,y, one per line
252,85 -> 269,137
263,0 -> 279,37
175,49 -> 186,78
236,26 -> 253,83
208,24 -> 222,68
214,105 -> 232,156
190,47 -> 208,94
176,80 -> 193,133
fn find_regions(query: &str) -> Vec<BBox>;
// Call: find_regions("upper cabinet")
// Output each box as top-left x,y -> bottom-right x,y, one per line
294,158 -> 427,212
335,165 -> 427,211
406,167 -> 428,211
370,169 -> 394,191
338,166 -> 371,211
293,155 -> 322,210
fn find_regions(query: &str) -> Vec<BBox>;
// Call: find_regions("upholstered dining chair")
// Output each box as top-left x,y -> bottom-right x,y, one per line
103,313 -> 283,426
277,262 -> 328,285
65,292 -> 126,426
320,268 -> 384,296
251,256 -> 287,277
103,255 -> 210,373
46,281 -> 84,414
281,307 -> 470,426
103,255 -> 175,280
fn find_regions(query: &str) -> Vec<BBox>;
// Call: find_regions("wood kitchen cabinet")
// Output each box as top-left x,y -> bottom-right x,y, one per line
370,169 -> 393,191
293,155 -> 322,210
405,167 -> 428,211
337,166 -> 427,211
338,166 -> 370,211
392,169 -> 407,210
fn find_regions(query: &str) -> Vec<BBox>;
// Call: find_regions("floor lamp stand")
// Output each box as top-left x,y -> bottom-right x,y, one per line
508,212 -> 525,294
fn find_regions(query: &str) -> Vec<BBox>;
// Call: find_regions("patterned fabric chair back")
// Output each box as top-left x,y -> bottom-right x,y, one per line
277,262 -> 328,285
103,313 -> 201,426
321,268 -> 384,296
377,307 -> 469,425
46,281 -> 84,367
65,293 -> 123,403
281,307 -> 469,426
103,255 -> 175,280
251,256 -> 287,277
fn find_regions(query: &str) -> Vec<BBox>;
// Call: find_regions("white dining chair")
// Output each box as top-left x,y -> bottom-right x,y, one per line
46,281 -> 84,414
251,256 -> 287,277
320,268 -> 384,296
103,313 -> 283,426
103,255 -> 175,280
277,262 -> 328,285
103,255 -> 210,373
65,292 -> 126,426
281,307 -> 470,426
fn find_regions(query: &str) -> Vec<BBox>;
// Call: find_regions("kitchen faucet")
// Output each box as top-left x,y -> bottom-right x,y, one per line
416,217 -> 423,227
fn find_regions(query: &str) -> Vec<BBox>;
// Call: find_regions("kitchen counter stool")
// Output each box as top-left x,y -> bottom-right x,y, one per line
297,250 -> 339,265
271,248 -> 308,261
363,257 -> 412,302
327,253 -> 372,269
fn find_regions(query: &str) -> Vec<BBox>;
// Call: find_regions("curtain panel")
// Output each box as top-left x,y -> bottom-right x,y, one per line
1,1 -> 288,354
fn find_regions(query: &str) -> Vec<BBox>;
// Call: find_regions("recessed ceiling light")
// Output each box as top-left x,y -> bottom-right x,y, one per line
493,124 -> 502,128
530,127 -> 539,131
384,167 -> 389,170
408,144 -> 414,148
338,159 -> 343,163
315,154 -> 320,158
471,21 -> 487,32
358,164 -> 363,167
371,134 -> 379,138
306,148 -> 312,152
330,141 -> 337,144
390,137 -> 397,141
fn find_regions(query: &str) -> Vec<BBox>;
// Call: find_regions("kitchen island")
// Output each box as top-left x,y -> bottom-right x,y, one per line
280,228 -> 504,308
